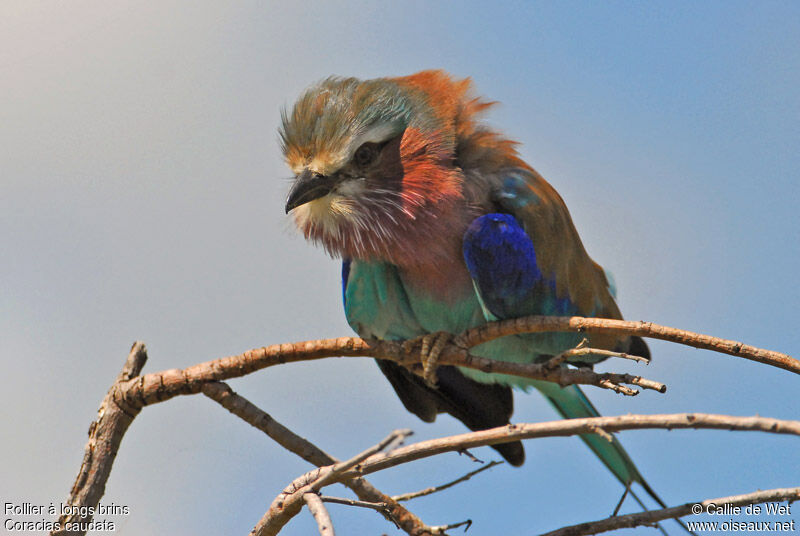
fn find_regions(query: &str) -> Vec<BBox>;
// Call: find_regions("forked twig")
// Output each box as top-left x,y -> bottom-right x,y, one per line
254,431 -> 415,536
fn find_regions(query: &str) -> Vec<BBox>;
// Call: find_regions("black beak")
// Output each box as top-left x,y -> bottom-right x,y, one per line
285,169 -> 333,213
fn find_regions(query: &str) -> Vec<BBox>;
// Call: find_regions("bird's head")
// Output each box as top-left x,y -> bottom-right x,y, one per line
281,70 -> 501,267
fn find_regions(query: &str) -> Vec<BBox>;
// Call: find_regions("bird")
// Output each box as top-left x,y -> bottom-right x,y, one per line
281,70 -> 671,515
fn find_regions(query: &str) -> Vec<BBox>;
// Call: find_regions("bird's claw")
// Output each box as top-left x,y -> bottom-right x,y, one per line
402,331 -> 456,387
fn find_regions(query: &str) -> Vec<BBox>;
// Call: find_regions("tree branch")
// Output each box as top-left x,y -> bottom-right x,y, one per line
311,413 -> 800,480
110,316 -> 795,412
200,382 -> 434,535
114,334 -> 663,412
254,414 -> 799,534
458,316 -> 798,374
303,493 -> 335,536
52,342 -> 147,536
541,487 -> 800,536
254,430 -> 414,536
52,316 -> 796,535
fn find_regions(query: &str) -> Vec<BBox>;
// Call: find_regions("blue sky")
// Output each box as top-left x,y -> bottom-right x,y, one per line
2,2 -> 798,534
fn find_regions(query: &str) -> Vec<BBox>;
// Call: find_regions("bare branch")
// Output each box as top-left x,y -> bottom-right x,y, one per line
201,382 -> 337,465
252,413 -> 800,535
52,342 -> 148,536
254,429 -> 414,536
541,487 -> 800,536
254,469 -> 326,535
458,316 -> 798,374
304,493 -> 335,536
110,316 -> 794,411
321,414 -> 800,480
201,382 -> 433,535
393,460 -> 503,502
52,315 -> 796,535
115,335 -> 665,408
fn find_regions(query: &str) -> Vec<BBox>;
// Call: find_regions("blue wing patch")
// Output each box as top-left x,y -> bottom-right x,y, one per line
463,213 -> 541,319
463,213 -> 574,320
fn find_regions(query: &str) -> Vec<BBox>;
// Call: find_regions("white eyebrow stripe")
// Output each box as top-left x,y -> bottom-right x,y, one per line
350,122 -> 400,151
294,121 -> 403,176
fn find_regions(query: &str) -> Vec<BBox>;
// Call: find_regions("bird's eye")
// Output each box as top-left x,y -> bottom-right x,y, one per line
353,143 -> 379,168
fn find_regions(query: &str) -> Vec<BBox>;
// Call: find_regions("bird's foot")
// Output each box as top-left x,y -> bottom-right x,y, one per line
402,331 -> 456,387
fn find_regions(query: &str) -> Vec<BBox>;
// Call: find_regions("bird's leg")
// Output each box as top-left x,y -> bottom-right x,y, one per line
401,331 -> 456,387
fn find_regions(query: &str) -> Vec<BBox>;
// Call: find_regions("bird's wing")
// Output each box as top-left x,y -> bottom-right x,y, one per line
464,168 -> 649,361
461,168 -> 661,500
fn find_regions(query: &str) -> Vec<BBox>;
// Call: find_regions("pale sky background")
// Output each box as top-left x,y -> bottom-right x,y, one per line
2,1 -> 798,535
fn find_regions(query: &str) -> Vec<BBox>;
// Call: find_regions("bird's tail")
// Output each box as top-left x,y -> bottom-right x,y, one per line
536,382 -> 695,534
536,382 -> 646,491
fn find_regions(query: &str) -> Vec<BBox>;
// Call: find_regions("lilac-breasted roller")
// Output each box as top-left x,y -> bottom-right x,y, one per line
281,70 -> 666,509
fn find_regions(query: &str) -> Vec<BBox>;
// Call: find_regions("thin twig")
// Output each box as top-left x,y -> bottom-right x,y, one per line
428,518 -> 473,533
312,429 -> 412,490
611,484 -> 630,517
625,376 -> 666,392
392,460 -> 503,502
304,493 -> 335,536
541,486 -> 800,536
588,426 -> 614,443
319,496 -> 390,514
596,378 -> 636,395
457,448 -> 484,464
547,347 -> 650,368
